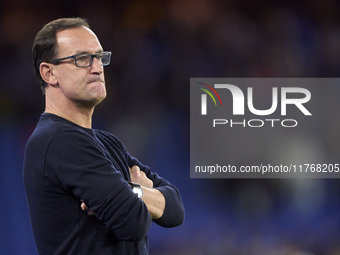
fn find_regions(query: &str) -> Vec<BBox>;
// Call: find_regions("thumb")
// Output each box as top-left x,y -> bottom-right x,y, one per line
129,165 -> 140,175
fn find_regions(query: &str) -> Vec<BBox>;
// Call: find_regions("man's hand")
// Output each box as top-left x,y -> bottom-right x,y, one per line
80,200 -> 95,216
129,165 -> 165,219
129,165 -> 153,188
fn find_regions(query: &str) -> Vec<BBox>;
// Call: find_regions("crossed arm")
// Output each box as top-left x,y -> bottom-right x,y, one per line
81,165 -> 165,220
129,165 -> 165,219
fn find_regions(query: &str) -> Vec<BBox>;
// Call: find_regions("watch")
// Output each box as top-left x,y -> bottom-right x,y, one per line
129,182 -> 143,199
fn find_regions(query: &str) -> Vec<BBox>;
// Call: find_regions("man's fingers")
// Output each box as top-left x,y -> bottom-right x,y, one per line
80,200 -> 89,211
129,165 -> 153,188
130,165 -> 141,175
80,200 -> 95,216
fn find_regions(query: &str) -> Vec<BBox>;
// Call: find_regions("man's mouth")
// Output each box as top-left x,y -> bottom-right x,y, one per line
87,76 -> 104,84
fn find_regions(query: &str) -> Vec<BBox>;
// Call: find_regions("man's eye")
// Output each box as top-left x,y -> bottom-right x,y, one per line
95,54 -> 103,60
78,55 -> 90,61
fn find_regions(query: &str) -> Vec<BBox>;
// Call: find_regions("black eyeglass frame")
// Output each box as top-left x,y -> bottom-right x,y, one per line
48,51 -> 111,68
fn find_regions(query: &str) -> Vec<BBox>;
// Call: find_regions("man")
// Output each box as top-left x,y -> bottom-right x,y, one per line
23,17 -> 184,255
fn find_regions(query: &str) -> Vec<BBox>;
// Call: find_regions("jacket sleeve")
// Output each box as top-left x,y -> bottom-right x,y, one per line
45,131 -> 152,242
111,137 -> 185,228
137,163 -> 185,228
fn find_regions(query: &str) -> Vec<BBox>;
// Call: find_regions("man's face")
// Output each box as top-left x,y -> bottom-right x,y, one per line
53,26 -> 107,107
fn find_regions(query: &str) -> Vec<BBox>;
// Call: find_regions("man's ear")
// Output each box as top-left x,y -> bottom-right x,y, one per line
40,62 -> 58,86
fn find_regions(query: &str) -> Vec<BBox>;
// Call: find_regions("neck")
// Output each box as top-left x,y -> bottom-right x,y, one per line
45,99 -> 94,129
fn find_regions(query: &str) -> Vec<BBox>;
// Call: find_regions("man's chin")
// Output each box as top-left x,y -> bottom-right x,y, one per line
76,94 -> 106,109
88,82 -> 106,99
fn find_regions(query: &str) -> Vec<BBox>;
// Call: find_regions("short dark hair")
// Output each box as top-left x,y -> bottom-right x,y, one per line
32,17 -> 90,94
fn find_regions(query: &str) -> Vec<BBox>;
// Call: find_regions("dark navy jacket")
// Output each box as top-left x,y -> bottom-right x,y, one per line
23,113 -> 184,255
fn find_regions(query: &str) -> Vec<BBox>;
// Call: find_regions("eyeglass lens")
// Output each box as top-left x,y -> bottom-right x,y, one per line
75,53 -> 111,67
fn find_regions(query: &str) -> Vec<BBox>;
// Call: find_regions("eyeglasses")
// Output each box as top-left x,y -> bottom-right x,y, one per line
48,51 -> 111,68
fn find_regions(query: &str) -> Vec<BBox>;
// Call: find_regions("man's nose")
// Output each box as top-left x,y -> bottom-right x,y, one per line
90,57 -> 103,74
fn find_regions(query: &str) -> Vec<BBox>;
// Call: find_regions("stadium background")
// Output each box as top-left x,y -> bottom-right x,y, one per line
1,0 -> 340,254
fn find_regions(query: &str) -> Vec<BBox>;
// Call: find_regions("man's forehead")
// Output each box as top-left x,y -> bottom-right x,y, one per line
58,25 -> 95,35
56,26 -> 102,54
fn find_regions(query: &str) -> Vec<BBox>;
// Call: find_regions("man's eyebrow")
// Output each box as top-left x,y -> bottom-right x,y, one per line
73,50 -> 104,55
